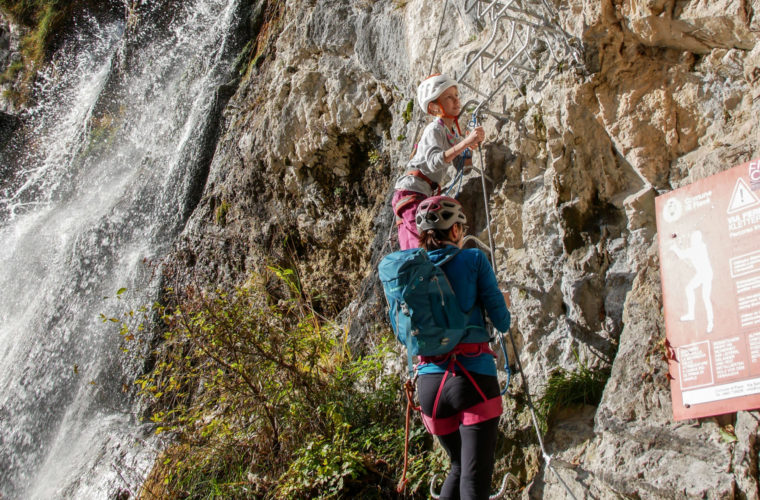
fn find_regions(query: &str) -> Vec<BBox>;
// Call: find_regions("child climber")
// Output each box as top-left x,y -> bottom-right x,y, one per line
392,74 -> 485,250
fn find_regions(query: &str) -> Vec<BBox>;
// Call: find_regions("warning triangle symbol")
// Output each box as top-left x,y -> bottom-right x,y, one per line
727,177 -> 760,214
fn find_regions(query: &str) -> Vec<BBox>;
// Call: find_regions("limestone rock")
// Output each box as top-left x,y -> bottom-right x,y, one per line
618,0 -> 757,53
164,0 -> 760,497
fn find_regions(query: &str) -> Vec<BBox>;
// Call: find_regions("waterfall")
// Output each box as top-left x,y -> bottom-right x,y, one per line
0,0 -> 245,497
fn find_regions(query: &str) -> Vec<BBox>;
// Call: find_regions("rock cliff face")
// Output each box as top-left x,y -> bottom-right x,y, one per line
163,0 -> 760,497
3,0 -> 758,496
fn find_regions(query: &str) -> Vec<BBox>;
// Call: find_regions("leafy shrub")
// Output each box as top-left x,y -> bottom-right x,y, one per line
113,267 -> 443,499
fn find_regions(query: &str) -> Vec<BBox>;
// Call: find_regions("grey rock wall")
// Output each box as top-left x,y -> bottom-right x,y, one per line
530,1 -> 760,498
150,0 -> 760,496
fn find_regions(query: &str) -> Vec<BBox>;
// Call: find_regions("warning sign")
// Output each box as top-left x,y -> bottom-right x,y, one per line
656,158 -> 760,420
727,178 -> 759,213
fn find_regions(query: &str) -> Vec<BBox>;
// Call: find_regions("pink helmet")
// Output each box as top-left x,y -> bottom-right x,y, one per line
415,196 -> 467,232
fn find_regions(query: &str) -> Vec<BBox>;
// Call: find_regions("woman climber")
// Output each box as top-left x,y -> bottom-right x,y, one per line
413,195 -> 510,500
392,74 -> 485,250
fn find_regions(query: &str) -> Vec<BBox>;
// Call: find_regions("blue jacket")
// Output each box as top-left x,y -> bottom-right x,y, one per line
419,245 -> 511,376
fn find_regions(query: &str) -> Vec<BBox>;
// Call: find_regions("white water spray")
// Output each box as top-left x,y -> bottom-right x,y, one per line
0,1 -> 244,497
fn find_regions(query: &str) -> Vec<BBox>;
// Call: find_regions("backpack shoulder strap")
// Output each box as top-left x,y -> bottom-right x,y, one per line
432,247 -> 461,268
433,248 -> 487,328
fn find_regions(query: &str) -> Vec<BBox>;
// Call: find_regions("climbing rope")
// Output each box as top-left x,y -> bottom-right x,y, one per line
442,152 -> 467,198
471,121 -> 581,500
427,0 -> 449,78
397,376 -> 420,493
505,322 -> 580,500
474,135 -> 497,271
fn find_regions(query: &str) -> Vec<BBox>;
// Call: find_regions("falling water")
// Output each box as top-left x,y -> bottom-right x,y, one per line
0,0 -> 246,497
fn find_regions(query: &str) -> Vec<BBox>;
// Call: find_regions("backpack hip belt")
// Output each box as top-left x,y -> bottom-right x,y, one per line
418,341 -> 495,365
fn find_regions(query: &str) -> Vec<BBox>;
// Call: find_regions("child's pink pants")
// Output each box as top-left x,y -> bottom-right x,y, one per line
391,190 -> 425,250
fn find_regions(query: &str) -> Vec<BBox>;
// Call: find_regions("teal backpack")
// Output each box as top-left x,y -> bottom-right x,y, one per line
378,248 -> 484,375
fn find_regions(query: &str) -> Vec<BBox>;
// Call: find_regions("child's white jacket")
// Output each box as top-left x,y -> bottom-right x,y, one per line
394,119 -> 463,196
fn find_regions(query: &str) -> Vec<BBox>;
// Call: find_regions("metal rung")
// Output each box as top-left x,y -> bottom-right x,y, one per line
456,0 -> 584,124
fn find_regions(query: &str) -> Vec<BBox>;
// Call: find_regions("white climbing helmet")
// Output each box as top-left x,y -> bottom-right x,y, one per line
417,74 -> 458,114
415,196 -> 467,232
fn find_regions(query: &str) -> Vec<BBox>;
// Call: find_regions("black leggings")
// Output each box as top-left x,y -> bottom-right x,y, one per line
417,372 -> 500,500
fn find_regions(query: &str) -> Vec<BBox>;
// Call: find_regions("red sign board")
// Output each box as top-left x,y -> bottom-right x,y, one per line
656,158 -> 760,420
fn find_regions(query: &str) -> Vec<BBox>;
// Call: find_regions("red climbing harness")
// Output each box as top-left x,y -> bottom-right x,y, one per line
396,342 -> 501,493
418,342 -> 503,435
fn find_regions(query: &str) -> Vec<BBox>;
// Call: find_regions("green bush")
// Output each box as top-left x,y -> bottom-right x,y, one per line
0,58 -> 23,84
113,268 -> 444,499
214,200 -> 229,226
402,99 -> 414,124
0,0 -> 71,103
535,350 -> 610,433
0,0 -> 67,66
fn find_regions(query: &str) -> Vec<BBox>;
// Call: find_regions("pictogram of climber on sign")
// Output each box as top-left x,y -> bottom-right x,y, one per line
670,230 -> 715,334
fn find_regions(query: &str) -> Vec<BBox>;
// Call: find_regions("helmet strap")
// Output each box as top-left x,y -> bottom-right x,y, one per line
431,99 -> 462,136
452,117 -> 462,137
451,222 -> 464,245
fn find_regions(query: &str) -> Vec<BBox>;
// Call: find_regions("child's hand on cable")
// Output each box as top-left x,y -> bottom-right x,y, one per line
466,126 -> 485,148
